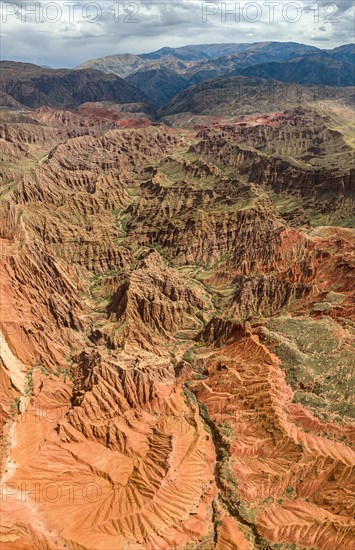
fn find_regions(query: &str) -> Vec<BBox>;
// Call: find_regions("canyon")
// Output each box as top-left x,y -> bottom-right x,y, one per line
0,87 -> 354,550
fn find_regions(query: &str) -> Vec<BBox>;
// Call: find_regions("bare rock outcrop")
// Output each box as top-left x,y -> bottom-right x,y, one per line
191,109 -> 355,223
191,333 -> 355,550
232,274 -> 312,318
106,251 -> 205,350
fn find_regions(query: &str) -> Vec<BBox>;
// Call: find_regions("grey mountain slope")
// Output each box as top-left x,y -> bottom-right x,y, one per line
159,75 -> 355,117
0,61 -> 151,109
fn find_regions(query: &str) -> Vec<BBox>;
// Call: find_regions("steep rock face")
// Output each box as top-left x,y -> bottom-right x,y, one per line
0,117 -> 91,186
6,125 -> 182,272
126,175 -> 287,269
0,204 -> 84,368
191,109 -> 355,218
198,317 -> 248,347
275,226 -> 355,321
232,274 -> 311,318
106,251 -> 205,351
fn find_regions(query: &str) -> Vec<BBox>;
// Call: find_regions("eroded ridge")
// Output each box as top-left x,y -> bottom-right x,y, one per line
0,105 -> 354,550
191,324 -> 355,549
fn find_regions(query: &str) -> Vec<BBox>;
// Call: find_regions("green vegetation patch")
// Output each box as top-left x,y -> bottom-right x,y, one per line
261,316 -> 355,424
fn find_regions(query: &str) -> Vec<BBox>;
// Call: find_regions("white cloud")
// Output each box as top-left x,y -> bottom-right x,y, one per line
0,0 -> 353,67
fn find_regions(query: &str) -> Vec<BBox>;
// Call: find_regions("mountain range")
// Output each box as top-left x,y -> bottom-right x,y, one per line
1,42 -> 354,111
0,61 -> 150,109
78,41 -> 355,105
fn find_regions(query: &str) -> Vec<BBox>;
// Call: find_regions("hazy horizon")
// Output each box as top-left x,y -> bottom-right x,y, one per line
2,39 -> 354,70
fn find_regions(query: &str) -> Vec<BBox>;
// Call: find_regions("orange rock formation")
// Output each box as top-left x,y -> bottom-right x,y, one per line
0,106 -> 354,549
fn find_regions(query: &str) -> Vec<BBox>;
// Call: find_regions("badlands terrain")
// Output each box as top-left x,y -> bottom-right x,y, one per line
0,49 -> 355,550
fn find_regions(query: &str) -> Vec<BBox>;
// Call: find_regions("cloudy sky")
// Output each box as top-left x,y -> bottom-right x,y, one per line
1,0 -> 354,67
